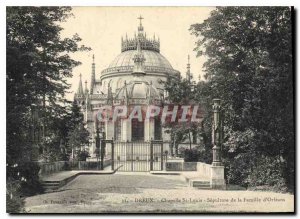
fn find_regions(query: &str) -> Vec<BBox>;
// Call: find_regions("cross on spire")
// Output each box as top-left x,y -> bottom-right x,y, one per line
138,15 -> 144,25
137,15 -> 144,37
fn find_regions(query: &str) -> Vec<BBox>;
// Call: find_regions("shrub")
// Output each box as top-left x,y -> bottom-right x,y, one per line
225,152 -> 254,187
179,145 -> 212,163
76,150 -> 90,161
225,153 -> 288,193
7,162 -> 44,197
248,156 -> 288,193
6,180 -> 24,213
181,148 -> 199,162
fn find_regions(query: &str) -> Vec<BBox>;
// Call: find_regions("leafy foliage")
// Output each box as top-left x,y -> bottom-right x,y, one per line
190,7 -> 293,192
76,150 -> 90,161
7,162 -> 43,213
6,7 -> 90,211
66,101 -> 90,160
179,147 -> 211,163
7,6 -> 90,164
6,181 -> 25,213
162,76 -> 205,155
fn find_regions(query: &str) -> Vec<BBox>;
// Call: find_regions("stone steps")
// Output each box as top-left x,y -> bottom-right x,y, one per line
149,171 -> 181,175
184,176 -> 212,189
41,181 -> 61,193
191,180 -> 212,189
40,170 -> 116,193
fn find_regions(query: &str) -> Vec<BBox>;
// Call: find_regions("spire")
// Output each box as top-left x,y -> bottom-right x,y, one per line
123,81 -> 129,105
121,16 -> 160,53
107,84 -> 113,105
132,25 -> 145,76
137,15 -> 144,36
186,55 -> 191,82
132,16 -> 146,76
90,54 -> 95,94
77,73 -> 84,95
85,80 -> 89,94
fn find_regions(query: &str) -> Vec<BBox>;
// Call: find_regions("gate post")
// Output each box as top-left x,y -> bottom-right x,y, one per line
95,122 -> 100,170
160,141 -> 163,171
131,142 -> 133,171
100,132 -> 106,170
150,139 -> 153,171
212,99 -> 222,166
211,98 -> 225,189
111,138 -> 114,171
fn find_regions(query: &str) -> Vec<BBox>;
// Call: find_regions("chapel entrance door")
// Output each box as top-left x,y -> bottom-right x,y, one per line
131,118 -> 144,142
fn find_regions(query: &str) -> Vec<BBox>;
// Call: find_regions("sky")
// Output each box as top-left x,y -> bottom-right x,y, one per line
60,7 -> 215,100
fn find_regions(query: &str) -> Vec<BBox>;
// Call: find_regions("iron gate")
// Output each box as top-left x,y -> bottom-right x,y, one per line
104,140 -> 165,172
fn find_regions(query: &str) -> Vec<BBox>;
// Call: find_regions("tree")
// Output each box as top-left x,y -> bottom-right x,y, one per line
67,125 -> 90,157
190,7 -> 293,192
162,75 -> 205,156
7,7 -> 90,163
65,101 -> 90,159
6,7 -> 90,211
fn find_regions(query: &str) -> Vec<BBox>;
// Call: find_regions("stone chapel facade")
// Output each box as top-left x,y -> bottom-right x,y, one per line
74,17 -> 194,157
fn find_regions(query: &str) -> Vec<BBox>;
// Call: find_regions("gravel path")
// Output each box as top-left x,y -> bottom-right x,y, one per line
25,173 -> 294,213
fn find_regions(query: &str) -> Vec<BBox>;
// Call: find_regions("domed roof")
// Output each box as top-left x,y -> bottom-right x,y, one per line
108,50 -> 173,70
101,19 -> 180,77
114,77 -> 162,104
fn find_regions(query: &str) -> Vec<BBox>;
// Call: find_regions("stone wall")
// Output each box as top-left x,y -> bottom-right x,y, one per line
165,161 -> 212,178
165,161 -> 225,189
38,160 -> 112,176
38,161 -> 67,176
165,162 -> 197,171
196,162 -> 212,178
71,160 -> 112,170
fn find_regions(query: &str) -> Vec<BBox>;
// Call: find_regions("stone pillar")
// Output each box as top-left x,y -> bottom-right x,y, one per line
87,120 -> 95,157
210,98 -> 226,189
211,165 -> 225,189
144,118 -> 154,141
162,127 -> 171,141
122,119 -> 131,142
95,122 -> 100,161
212,98 -> 222,166
105,120 -> 114,140
121,119 -> 126,141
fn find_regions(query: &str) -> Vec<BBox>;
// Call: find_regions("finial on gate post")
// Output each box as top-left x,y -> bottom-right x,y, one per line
212,98 -> 222,166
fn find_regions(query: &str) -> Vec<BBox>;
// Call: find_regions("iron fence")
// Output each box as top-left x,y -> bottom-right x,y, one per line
111,140 -> 165,172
